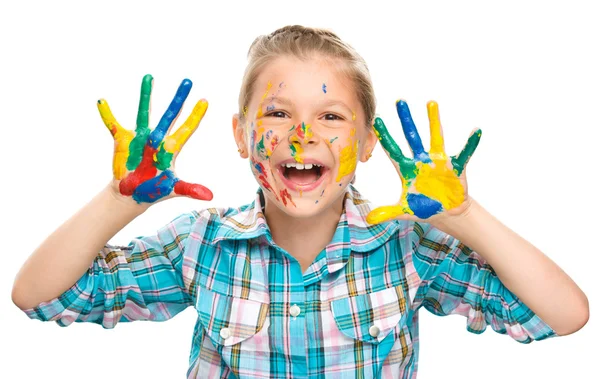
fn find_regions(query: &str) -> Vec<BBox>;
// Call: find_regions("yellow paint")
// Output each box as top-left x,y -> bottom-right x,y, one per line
97,99 -> 134,180
367,177 -> 414,223
414,160 -> 464,210
352,111 -> 356,121
163,100 -> 208,154
256,81 -> 272,118
243,106 -> 248,117
427,101 -> 446,159
336,128 -> 358,182
290,135 -> 304,163
302,123 -> 313,143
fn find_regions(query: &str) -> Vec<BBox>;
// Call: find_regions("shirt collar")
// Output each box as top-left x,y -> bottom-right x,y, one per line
211,185 -> 399,272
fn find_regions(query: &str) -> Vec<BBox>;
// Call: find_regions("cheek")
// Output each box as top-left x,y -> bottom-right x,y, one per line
248,125 -> 284,161
327,127 -> 360,182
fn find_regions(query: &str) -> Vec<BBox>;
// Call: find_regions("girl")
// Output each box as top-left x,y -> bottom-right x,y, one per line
11,25 -> 588,378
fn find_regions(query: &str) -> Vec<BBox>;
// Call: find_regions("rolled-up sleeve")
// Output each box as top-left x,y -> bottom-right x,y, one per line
408,221 -> 556,343
23,211 -> 198,329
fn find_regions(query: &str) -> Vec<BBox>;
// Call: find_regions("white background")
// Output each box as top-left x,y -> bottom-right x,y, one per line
1,0 -> 597,378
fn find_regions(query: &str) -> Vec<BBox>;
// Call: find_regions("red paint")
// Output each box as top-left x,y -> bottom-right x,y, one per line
280,189 -> 296,207
119,145 -> 158,196
295,123 -> 305,139
251,158 -> 279,200
174,180 -> 213,201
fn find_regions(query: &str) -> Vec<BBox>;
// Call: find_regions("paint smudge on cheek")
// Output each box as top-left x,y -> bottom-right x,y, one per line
352,111 -> 356,121
251,157 -> 279,201
336,128 -> 359,182
279,189 -> 296,207
322,83 -> 327,93
329,137 -> 338,144
250,128 -> 257,152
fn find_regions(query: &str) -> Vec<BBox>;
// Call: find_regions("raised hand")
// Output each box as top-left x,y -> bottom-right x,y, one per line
367,100 -> 481,224
98,74 -> 213,204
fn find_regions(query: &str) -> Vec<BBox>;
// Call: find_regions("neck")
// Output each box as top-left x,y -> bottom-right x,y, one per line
264,193 -> 345,272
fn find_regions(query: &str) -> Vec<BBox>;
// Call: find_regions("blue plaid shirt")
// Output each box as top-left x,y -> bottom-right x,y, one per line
23,185 -> 556,378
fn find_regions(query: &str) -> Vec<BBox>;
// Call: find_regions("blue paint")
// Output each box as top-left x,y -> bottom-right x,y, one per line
315,200 -> 319,204
266,105 -> 275,111
250,129 -> 257,152
407,193 -> 443,219
396,100 -> 431,163
322,83 -> 327,93
133,170 -> 178,203
149,79 -> 193,149
320,189 -> 325,197
279,81 -> 284,88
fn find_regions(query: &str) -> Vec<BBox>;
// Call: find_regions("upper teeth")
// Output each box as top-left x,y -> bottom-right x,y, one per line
282,163 -> 321,169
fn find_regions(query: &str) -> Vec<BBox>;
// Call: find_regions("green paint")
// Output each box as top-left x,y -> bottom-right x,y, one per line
329,137 -> 338,144
256,135 -> 267,160
126,128 -> 150,170
137,74 -> 152,131
288,125 -> 296,132
451,129 -> 482,176
372,117 -> 417,181
155,142 -> 173,171
126,75 -> 153,171
290,143 -> 299,158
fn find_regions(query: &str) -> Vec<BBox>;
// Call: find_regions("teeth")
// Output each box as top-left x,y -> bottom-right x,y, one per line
280,162 -> 323,169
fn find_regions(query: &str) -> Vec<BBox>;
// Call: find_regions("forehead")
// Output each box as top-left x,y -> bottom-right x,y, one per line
251,55 -> 357,106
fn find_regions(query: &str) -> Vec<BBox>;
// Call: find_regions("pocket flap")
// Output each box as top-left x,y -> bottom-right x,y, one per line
330,285 -> 407,344
197,287 -> 269,347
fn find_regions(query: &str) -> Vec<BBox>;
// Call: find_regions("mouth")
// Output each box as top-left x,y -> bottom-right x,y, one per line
277,159 -> 329,192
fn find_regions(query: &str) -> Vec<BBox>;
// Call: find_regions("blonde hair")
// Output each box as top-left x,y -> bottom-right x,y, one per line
238,25 -> 376,127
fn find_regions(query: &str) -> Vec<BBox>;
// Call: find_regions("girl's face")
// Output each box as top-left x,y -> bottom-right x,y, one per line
233,55 -> 377,218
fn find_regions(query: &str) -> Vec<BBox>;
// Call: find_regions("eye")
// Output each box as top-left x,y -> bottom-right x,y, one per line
265,110 -> 289,118
323,113 -> 344,121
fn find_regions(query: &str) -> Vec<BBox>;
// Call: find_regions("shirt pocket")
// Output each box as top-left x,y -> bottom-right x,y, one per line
330,285 -> 409,344
196,286 -> 269,347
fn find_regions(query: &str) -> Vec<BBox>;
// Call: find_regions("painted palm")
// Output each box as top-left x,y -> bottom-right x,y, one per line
97,74 -> 213,204
367,100 -> 481,224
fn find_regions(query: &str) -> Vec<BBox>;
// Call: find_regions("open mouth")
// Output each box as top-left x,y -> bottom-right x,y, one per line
277,160 -> 329,191
281,162 -> 324,184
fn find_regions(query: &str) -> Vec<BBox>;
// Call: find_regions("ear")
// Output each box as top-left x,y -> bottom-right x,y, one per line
359,124 -> 378,163
232,113 -> 249,159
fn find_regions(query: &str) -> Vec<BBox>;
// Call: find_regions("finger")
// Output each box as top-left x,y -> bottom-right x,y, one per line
97,99 -> 134,180
97,99 -> 128,137
136,74 -> 153,132
366,205 -> 406,224
149,78 -> 193,149
372,117 -> 406,163
127,75 -> 155,172
174,179 -> 213,201
165,99 -> 208,154
154,100 -> 208,171
427,101 -> 446,157
451,128 -> 482,176
396,100 -> 427,160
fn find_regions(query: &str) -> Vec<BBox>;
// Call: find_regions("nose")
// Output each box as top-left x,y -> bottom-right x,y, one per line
287,122 -> 319,146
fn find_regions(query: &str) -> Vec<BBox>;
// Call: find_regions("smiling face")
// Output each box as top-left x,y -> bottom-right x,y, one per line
233,55 -> 377,218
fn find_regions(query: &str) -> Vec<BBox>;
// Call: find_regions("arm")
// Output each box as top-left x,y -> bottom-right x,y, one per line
12,75 -> 213,324
431,198 -> 589,336
11,183 -> 147,310
368,99 -> 588,340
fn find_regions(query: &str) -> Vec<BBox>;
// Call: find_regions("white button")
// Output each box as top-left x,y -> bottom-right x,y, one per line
289,304 -> 301,317
369,325 -> 380,338
219,327 -> 231,339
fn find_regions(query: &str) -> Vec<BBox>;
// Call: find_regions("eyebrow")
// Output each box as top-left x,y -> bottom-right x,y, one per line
267,96 -> 353,114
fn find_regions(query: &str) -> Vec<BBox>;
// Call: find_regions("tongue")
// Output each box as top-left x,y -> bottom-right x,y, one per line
287,168 -> 319,185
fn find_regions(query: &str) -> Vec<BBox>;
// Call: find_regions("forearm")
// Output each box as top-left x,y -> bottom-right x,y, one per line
431,198 -> 589,336
11,183 -> 148,310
